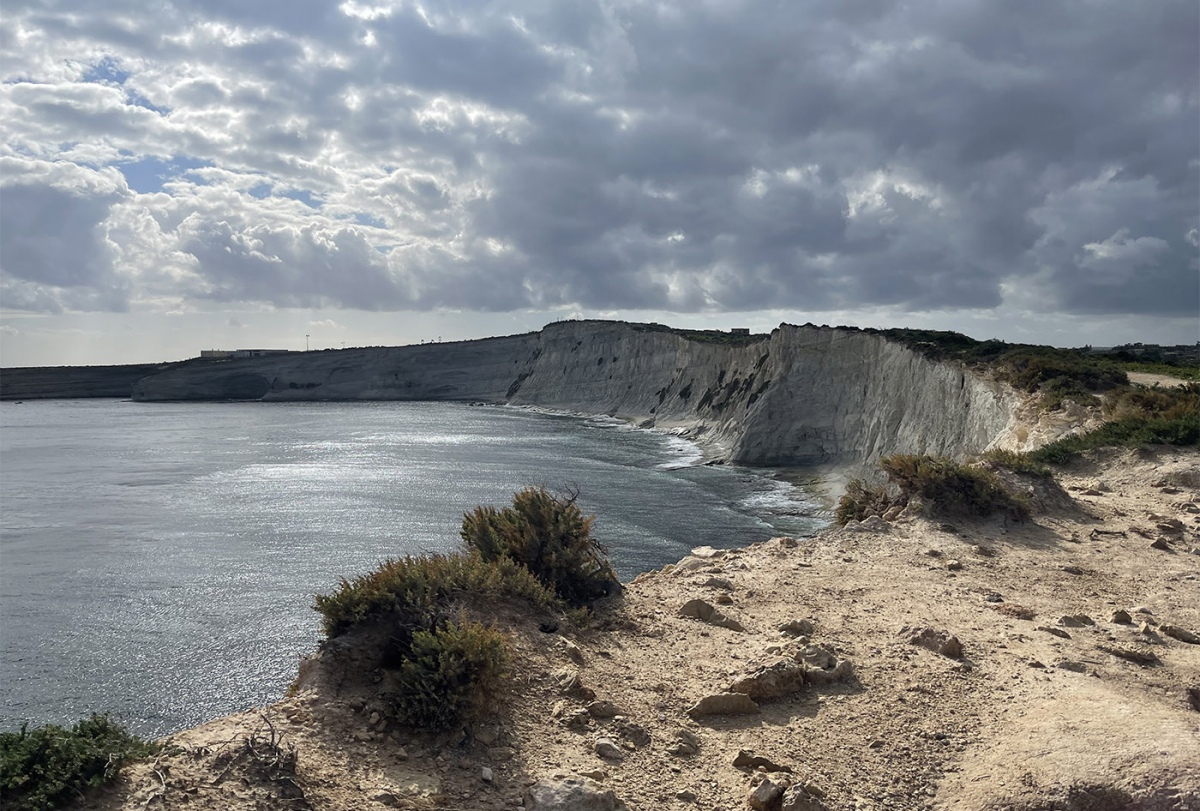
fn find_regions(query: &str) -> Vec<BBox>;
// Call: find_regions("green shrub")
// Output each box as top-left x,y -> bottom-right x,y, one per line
835,478 -> 896,525
313,488 -> 621,731
461,487 -> 619,606
0,715 -> 157,811
314,550 -> 555,638
981,448 -> 1053,478
879,454 -> 1029,520
1029,415 -> 1200,465
387,620 -> 508,730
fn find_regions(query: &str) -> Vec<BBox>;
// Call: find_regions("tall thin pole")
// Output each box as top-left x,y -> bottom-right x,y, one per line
306,334 -> 310,351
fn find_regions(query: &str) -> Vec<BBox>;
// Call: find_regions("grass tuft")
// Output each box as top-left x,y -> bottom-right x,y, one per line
0,715 -> 157,811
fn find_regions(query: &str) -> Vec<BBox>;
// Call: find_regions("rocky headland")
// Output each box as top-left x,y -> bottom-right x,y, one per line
122,320 -> 1028,483
76,446 -> 1200,811
14,320 -> 1198,810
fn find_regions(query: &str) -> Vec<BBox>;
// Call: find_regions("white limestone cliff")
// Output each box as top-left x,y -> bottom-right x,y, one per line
131,321 -> 1019,480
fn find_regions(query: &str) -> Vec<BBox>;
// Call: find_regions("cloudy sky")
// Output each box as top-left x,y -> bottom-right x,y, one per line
1,0 -> 1196,366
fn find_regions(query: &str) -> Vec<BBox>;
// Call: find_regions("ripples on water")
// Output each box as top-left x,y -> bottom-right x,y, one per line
0,400 -> 827,737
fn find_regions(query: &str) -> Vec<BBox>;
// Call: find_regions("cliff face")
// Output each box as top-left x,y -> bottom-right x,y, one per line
130,321 -> 1018,477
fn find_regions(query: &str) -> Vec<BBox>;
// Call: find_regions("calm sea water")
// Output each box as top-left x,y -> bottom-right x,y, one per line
0,400 -> 826,738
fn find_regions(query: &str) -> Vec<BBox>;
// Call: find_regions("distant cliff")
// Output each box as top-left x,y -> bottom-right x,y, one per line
0,360 -> 217,400
128,321 -> 1018,477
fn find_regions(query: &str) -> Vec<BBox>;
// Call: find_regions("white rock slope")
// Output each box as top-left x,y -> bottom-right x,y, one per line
132,321 -> 1018,478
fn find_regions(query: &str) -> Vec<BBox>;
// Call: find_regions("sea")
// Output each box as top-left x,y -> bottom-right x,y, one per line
0,399 -> 827,738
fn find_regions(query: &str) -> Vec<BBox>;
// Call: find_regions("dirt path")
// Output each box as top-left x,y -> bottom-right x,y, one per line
79,447 -> 1200,811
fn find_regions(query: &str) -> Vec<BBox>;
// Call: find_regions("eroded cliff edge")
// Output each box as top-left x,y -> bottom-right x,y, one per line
131,321 -> 1019,480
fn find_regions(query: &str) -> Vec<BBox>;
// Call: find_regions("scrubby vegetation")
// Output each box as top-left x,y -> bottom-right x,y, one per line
314,487 -> 618,730
314,550 -> 555,639
461,487 -> 619,606
0,714 -> 158,811
869,328 -> 1131,409
834,478 -> 893,525
985,383 -> 1199,467
386,620 -> 510,730
836,454 -> 1030,525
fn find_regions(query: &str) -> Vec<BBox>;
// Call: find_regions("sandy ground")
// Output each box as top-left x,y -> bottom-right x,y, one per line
76,446 -> 1200,811
1126,372 -> 1192,389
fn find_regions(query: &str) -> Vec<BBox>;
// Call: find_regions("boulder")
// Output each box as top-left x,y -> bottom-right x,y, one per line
587,700 -> 621,719
794,644 -> 854,684
728,658 -> 807,700
781,784 -> 831,811
1159,625 -> 1200,644
747,774 -> 790,811
778,618 -> 815,637
1110,609 -> 1133,624
667,728 -> 701,757
595,738 -> 625,760
526,777 -> 627,811
678,599 -> 745,632
686,692 -> 760,718
733,750 -> 791,772
904,626 -> 964,659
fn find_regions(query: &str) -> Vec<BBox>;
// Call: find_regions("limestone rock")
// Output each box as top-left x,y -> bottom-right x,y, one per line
686,692 -> 760,718
526,777 -> 627,811
747,774 -> 791,811
614,719 -> 651,748
844,515 -> 891,533
903,626 -> 964,659
595,738 -> 625,760
1098,644 -> 1161,665
1159,624 -> 1200,644
733,750 -> 791,773
781,784 -> 831,811
1057,614 -> 1094,628
560,637 -> 585,665
677,598 -> 745,632
667,728 -> 701,757
779,618 -> 815,637
587,700 -> 621,719
728,657 -> 807,700
553,667 -> 596,700
703,576 -> 735,591
793,644 -> 854,685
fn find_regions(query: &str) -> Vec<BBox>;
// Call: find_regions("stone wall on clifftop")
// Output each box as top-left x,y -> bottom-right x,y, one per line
130,321 -> 1019,479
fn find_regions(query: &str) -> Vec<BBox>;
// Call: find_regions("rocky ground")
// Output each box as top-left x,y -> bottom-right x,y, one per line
78,446 -> 1200,811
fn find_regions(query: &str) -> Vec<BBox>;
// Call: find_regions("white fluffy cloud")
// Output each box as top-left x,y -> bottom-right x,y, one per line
0,0 -> 1196,334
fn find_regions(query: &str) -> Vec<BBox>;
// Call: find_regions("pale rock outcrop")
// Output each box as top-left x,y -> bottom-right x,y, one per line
526,777 -> 627,811
131,320 -> 1021,483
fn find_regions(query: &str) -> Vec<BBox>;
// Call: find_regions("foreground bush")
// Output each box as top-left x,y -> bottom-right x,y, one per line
314,550 -> 555,638
836,455 -> 1029,524
461,487 -> 619,606
834,478 -> 893,525
880,455 -> 1029,520
0,715 -> 157,811
387,620 -> 508,729
314,488 -> 619,731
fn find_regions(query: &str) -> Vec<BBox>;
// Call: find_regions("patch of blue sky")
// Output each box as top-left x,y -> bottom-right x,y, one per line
248,182 -> 272,199
354,213 -> 387,228
279,189 -> 322,209
120,156 -> 213,194
81,55 -> 168,114
81,56 -> 129,86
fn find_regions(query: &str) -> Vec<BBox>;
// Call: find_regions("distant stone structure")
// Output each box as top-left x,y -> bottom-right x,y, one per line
729,328 -> 750,336
199,349 -> 292,359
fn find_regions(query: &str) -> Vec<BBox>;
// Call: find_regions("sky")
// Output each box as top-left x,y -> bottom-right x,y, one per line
1,0 -> 1197,367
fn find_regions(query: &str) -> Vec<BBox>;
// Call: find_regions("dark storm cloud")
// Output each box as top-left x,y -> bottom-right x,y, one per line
0,0 -> 1195,318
